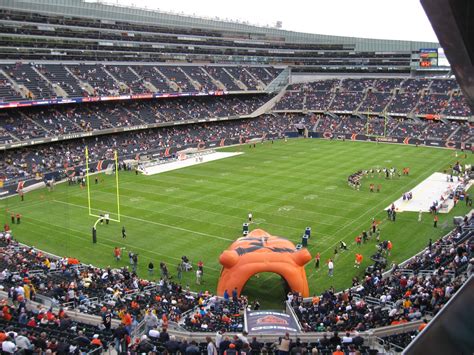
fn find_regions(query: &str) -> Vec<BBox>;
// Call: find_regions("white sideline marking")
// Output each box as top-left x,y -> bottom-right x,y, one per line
253,218 -> 266,225
141,151 -> 242,176
21,217 -> 222,272
387,172 -> 473,213
278,205 -> 294,212
325,186 -> 337,190
52,199 -> 234,242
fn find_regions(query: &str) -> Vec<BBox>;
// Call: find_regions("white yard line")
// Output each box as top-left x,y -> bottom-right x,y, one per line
307,155 -> 455,278
21,218 -> 222,273
52,199 -> 234,242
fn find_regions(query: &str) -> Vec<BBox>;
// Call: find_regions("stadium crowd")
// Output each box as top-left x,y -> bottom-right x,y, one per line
291,217 -> 473,333
274,78 -> 472,118
1,113 -> 309,182
0,94 -> 271,143
0,63 -> 281,101
1,210 -> 472,354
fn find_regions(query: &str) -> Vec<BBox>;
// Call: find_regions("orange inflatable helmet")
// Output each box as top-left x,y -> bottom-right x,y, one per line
217,229 -> 312,297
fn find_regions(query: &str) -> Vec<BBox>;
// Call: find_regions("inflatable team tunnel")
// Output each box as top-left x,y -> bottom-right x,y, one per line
217,229 -> 312,297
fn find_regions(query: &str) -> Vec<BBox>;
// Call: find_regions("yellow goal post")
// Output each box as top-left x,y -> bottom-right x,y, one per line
84,147 -> 121,223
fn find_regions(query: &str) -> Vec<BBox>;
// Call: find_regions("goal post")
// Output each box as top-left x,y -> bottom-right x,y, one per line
85,146 -> 121,223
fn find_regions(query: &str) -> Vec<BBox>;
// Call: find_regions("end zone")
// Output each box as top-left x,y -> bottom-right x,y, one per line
138,151 -> 243,175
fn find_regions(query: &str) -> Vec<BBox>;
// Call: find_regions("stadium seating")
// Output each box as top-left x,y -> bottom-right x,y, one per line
0,63 -> 280,103
2,64 -> 56,100
292,217 -> 473,333
358,92 -> 392,113
0,301 -> 114,353
0,74 -> 24,102
1,212 -> 471,354
0,94 -> 270,143
39,64 -> 86,97
2,5 -> 474,354
270,77 -> 473,118
330,92 -> 365,111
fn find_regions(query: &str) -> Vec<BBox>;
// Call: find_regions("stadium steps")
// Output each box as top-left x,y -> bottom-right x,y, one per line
0,68 -> 28,100
129,66 -> 159,93
122,107 -> 148,124
102,66 -> 131,93
64,66 -> 95,96
355,89 -> 370,113
265,67 -> 290,93
0,71 -> 24,101
19,111 -> 51,135
302,92 -> 308,109
31,65 -> 68,98
243,67 -> 266,90
199,67 -> 226,90
251,86 -> 288,117
383,90 -> 398,113
441,91 -> 455,116
312,116 -> 322,131
177,67 -> 201,91
222,67 -> 248,91
325,91 -> 337,110
411,92 -> 425,117
153,67 -> 179,92
447,125 -> 461,141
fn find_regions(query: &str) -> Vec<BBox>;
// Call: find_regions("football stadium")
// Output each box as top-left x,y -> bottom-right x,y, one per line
0,0 -> 473,354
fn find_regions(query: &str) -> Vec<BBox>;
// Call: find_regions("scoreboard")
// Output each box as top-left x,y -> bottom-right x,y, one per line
419,48 -> 438,67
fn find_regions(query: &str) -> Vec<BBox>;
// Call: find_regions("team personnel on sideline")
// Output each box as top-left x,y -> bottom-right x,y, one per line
314,252 -> 320,268
354,253 -> 363,268
114,247 -> 121,261
328,259 -> 334,277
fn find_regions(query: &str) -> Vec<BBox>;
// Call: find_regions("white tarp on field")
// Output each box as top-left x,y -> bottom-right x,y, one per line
388,172 -> 472,213
140,151 -> 242,176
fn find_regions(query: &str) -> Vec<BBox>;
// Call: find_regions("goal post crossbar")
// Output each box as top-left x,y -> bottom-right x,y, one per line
90,213 -> 121,224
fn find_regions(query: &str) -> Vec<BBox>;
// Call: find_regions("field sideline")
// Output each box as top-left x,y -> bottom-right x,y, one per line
2,139 -> 472,309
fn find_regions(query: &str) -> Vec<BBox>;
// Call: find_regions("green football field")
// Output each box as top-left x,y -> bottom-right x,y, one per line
2,139 -> 472,309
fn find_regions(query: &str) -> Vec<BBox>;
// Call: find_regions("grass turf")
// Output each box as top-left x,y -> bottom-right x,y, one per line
1,139 -> 472,309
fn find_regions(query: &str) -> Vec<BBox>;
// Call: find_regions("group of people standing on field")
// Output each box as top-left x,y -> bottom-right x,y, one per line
348,166 -> 410,191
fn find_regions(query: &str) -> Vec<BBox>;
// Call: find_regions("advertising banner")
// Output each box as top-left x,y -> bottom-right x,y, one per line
246,310 -> 300,335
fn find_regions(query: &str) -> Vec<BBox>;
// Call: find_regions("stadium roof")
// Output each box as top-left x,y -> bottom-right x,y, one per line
0,0 -> 439,52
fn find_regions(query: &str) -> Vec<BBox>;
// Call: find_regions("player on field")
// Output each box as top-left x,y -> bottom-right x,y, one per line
114,247 -> 121,261
314,252 -> 320,268
248,212 -> 253,223
122,226 -> 126,238
354,253 -> 363,268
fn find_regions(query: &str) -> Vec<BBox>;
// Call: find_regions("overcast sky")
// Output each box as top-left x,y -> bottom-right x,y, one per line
100,0 -> 438,43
